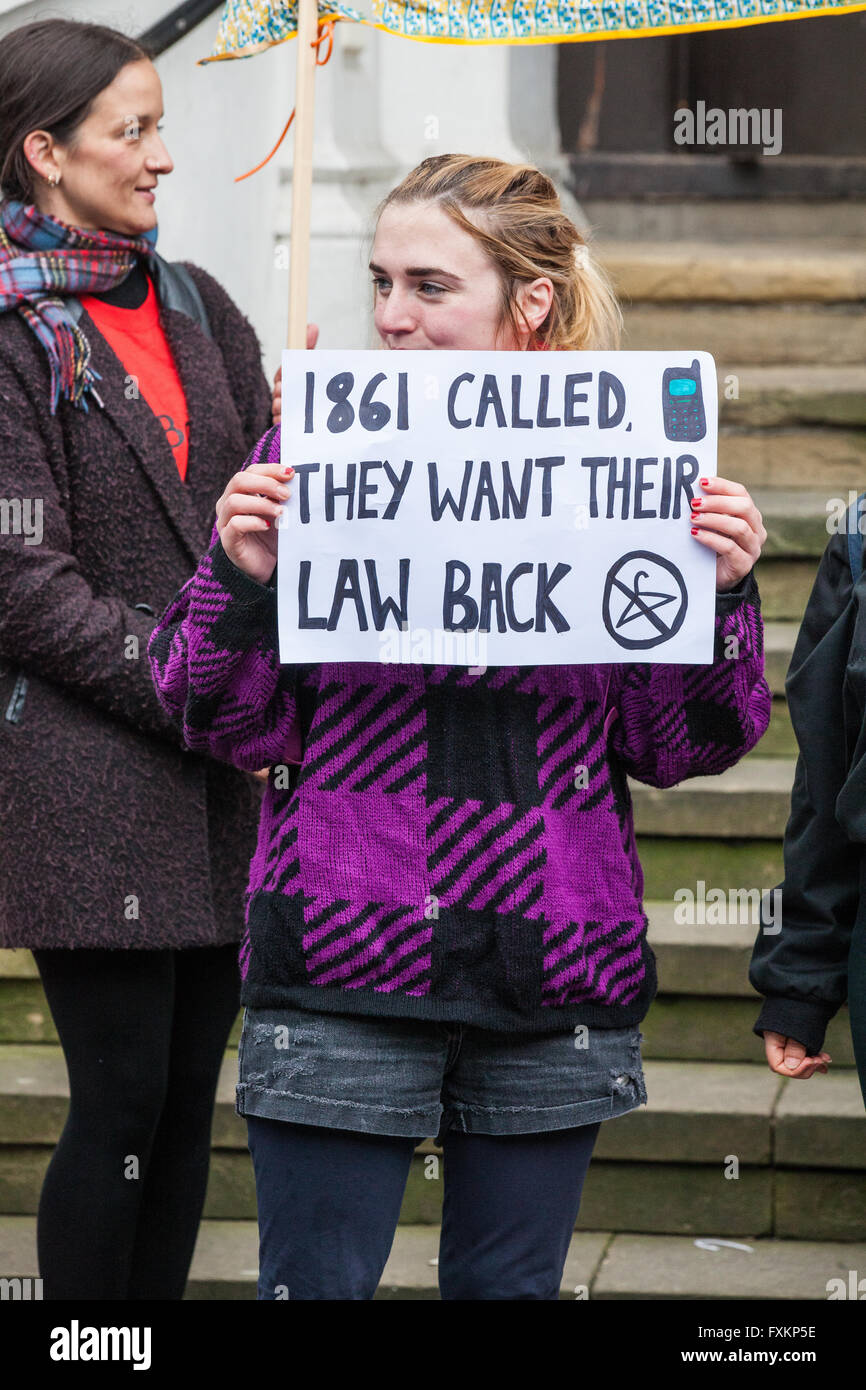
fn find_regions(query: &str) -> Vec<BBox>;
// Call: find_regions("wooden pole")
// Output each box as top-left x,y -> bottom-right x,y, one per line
287,0 -> 319,348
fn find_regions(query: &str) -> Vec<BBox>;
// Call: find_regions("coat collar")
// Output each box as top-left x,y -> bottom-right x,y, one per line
77,299 -> 228,567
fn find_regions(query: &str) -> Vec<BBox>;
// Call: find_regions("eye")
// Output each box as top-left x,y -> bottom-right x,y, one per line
371,275 -> 390,293
419,282 -> 446,296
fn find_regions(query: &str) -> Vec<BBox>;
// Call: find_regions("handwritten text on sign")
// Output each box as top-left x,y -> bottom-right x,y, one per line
277,350 -> 718,666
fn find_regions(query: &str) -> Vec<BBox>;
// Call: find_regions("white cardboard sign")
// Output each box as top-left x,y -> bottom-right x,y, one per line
277,349 -> 718,666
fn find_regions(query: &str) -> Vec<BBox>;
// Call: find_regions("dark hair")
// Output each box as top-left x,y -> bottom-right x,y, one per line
0,19 -> 151,204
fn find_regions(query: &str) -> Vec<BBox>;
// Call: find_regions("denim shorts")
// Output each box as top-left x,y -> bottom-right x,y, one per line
236,1004 -> 647,1143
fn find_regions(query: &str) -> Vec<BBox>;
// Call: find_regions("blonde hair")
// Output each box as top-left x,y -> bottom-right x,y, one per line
373,153 -> 622,351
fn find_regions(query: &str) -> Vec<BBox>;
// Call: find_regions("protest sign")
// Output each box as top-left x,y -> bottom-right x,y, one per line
276,349 -> 718,666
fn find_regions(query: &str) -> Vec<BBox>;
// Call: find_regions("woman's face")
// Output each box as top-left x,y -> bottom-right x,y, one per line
29,59 -> 172,236
370,201 -> 552,351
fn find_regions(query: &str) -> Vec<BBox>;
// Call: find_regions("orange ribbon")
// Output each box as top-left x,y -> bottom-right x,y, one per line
234,20 -> 336,183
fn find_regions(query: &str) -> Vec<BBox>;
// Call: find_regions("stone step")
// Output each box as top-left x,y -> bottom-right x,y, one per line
645,901 -> 780,998
1,1047 -> 861,1165
637,835 -> 783,901
4,1142 -> 862,1240
630,758 -> 794,839
0,885 -> 804,1009
719,428 -> 866,493
587,199 -> 866,243
763,622 -> 796,694
0,970 -> 245,1048
754,699 -> 795,758
598,240 -> 866,303
717,366 -> 866,429
752,488 -> 840,558
1,1138 -> 862,1242
752,557 -> 817,621
1,941 -> 853,1067
581,1163 -> 866,1243
643,997 -> 855,1067
4,1214 -> 863,1299
623,302 -> 866,365
648,487 -> 841,560
3,1050 -> 863,1238
590,1231 -> 866,1300
0,891 -> 803,1054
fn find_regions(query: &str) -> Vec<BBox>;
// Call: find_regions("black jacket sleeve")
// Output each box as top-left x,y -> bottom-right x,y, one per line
749,529 -> 859,1054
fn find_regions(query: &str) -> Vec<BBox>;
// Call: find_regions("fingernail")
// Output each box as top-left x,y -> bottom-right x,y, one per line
691,527 -> 698,535
692,499 -> 701,509
700,478 -> 708,487
284,466 -> 294,476
784,1058 -> 798,1068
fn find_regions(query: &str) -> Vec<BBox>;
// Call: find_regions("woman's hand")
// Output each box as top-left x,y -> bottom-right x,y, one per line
762,1030 -> 831,1079
215,460 -> 294,585
272,322 -> 319,424
689,476 -> 767,592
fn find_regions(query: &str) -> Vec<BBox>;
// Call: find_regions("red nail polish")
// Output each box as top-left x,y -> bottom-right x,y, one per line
700,478 -> 708,487
692,499 -> 701,509
691,527 -> 698,535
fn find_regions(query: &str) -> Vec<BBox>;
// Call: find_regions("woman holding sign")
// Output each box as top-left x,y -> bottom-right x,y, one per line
150,154 -> 771,1300
0,18 -> 276,1299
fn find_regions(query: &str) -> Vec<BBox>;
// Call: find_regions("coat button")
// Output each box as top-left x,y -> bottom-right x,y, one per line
134,603 -> 155,616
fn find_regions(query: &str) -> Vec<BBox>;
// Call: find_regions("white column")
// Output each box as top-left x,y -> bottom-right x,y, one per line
272,20 -> 400,359
509,42 -> 590,233
377,30 -> 526,168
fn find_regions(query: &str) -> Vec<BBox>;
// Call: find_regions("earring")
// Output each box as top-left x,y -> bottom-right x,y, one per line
47,173 -> 60,187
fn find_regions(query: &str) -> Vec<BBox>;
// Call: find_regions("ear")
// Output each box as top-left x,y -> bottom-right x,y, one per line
21,130 -> 58,185
515,277 -> 554,332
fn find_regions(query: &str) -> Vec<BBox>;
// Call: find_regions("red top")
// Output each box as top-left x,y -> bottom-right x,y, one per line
80,276 -> 190,481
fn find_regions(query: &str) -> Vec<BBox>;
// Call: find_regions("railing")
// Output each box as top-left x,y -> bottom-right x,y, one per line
138,0 -> 225,57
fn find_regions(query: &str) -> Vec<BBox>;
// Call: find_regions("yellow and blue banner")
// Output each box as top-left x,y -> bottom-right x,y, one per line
202,0 -> 866,59
372,0 -> 866,43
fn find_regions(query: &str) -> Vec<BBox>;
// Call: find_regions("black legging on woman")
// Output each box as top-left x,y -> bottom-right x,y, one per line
32,943 -> 240,1300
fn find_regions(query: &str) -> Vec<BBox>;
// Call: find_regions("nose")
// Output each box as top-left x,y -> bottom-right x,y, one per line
377,285 -> 416,336
147,134 -> 174,176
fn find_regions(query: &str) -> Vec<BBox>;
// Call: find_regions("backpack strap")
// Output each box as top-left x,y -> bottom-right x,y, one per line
847,493 -> 865,585
64,253 -> 212,339
149,255 -> 212,338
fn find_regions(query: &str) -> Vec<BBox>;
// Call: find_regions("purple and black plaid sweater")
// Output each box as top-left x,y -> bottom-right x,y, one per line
148,424 -> 772,1033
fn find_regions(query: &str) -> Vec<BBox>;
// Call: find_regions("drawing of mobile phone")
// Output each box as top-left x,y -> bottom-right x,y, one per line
662,359 -> 707,442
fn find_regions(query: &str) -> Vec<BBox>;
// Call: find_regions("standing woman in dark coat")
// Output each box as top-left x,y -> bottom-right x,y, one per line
0,19 -> 273,1298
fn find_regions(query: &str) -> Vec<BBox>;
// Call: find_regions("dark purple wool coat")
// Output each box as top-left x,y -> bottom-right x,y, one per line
0,262 -> 272,949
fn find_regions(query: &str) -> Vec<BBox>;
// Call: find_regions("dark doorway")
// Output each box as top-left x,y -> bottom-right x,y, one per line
558,11 -> 866,192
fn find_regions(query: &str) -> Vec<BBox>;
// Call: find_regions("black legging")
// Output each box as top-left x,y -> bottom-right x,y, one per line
31,943 -> 241,1300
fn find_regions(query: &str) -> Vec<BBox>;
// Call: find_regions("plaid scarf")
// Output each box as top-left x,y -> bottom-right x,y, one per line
0,200 -> 158,413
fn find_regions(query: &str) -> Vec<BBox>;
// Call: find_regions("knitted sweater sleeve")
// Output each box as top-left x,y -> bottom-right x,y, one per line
147,425 -> 302,772
607,570 -> 772,787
